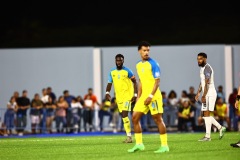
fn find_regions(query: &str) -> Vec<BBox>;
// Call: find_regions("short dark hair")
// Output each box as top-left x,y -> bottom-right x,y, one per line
138,41 -> 151,50
115,54 -> 124,60
63,90 -> 68,94
198,52 -> 207,58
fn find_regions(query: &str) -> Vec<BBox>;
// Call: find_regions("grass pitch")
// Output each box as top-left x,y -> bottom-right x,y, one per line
0,132 -> 239,160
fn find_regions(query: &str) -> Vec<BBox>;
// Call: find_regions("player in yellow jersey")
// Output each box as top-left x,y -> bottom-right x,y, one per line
230,85 -> 240,148
105,54 -> 138,143
128,41 -> 169,153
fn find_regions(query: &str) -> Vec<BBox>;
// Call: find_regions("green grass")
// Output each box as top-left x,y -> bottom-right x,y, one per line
0,132 -> 239,160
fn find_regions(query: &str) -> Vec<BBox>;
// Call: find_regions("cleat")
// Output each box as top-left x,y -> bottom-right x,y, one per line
154,146 -> 169,153
219,126 -> 226,139
128,144 -> 145,153
230,141 -> 240,148
198,137 -> 211,142
123,136 -> 133,143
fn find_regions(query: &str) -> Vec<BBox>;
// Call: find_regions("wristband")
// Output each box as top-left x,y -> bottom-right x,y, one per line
149,94 -> 153,98
106,91 -> 110,95
236,95 -> 240,101
134,93 -> 137,97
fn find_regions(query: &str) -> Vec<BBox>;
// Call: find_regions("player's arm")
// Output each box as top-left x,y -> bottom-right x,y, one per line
195,82 -> 202,101
130,76 -> 138,102
137,79 -> 142,100
144,78 -> 160,105
105,83 -> 112,101
235,86 -> 240,109
201,66 -> 212,103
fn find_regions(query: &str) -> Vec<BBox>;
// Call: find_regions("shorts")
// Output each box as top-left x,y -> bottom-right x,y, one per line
201,95 -> 217,111
31,115 -> 40,124
117,100 -> 131,113
133,98 -> 163,115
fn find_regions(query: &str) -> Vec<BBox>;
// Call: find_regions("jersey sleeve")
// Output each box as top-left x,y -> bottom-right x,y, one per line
150,59 -> 161,78
204,65 -> 212,79
108,71 -> 113,83
124,67 -> 134,78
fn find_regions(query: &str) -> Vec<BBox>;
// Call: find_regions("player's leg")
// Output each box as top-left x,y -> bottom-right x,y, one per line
150,100 -> 169,153
121,110 -> 132,143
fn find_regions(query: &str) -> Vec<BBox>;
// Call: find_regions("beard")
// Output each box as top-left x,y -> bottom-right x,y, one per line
198,62 -> 205,67
116,64 -> 123,70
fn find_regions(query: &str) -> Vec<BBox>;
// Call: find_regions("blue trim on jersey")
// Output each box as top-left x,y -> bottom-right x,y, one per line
107,66 -> 134,83
148,58 -> 161,78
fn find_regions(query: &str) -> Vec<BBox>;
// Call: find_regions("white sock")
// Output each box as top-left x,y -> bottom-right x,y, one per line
210,116 -> 221,130
203,117 -> 212,138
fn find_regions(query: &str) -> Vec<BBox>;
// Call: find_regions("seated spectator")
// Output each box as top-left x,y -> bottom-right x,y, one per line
4,96 -> 17,135
214,97 -> 230,130
30,93 -> 43,134
71,98 -> 83,133
55,96 -> 68,133
45,96 -> 56,133
178,100 -> 196,132
99,99 -> 112,132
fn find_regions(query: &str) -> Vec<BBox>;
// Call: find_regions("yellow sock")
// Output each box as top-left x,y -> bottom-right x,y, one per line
160,134 -> 168,146
122,117 -> 131,136
135,133 -> 143,144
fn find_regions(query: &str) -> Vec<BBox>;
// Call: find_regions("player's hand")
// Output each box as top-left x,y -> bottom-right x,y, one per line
201,96 -> 206,103
131,96 -> 137,102
235,101 -> 239,109
105,94 -> 111,101
144,97 -> 152,105
195,93 -> 200,102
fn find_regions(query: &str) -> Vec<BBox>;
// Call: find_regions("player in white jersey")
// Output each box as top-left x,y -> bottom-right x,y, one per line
195,52 -> 226,141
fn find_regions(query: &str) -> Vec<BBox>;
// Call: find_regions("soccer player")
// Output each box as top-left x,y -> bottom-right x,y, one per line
105,54 -> 138,143
128,41 -> 169,153
195,52 -> 226,141
230,85 -> 240,148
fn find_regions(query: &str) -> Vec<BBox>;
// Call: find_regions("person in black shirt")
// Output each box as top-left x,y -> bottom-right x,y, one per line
16,90 -> 30,136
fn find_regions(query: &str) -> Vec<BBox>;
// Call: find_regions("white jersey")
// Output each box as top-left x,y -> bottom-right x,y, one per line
200,63 -> 217,97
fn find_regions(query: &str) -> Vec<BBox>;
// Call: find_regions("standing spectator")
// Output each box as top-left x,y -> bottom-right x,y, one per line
13,91 -> 19,100
4,96 -> 17,135
71,98 -> 83,133
228,88 -> 238,131
30,94 -> 43,134
84,88 -> 100,131
110,96 -> 120,133
16,90 -> 30,136
63,90 -> 75,133
76,96 -> 84,132
47,87 -> 57,103
55,96 -> 68,133
178,100 -> 196,132
166,90 -> 178,127
217,85 -> 225,103
99,99 -> 112,132
188,86 -> 196,106
83,95 -> 94,132
179,90 -> 190,106
45,96 -> 56,133
40,88 -> 49,133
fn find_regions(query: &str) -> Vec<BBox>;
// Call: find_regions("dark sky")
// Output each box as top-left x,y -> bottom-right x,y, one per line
1,1 -> 240,48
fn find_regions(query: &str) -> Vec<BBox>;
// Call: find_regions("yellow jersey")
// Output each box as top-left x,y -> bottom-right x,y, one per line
108,66 -> 134,102
136,57 -> 162,100
216,103 -> 227,117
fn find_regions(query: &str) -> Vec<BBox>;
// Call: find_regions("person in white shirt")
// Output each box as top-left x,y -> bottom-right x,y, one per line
71,98 -> 83,133
195,52 -> 226,141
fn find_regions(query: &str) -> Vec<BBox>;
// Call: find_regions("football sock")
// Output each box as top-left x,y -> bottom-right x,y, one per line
210,116 -> 221,130
122,117 -> 131,137
203,117 -> 211,138
160,134 -> 168,146
135,133 -> 143,144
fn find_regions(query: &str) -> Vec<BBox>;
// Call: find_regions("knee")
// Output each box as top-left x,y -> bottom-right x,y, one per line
132,115 -> 139,124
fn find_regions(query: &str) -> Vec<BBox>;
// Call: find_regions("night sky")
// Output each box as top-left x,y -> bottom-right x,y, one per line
1,1 -> 240,48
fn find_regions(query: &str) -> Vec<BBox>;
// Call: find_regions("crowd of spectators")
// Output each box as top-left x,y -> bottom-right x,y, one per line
0,85 -> 240,136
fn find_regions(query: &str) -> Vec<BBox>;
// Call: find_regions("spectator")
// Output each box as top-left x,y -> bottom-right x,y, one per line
166,90 -> 178,127
228,88 -> 238,131
179,90 -> 190,106
71,98 -> 83,133
55,96 -> 68,133
63,90 -> 75,133
13,91 -> 19,100
99,99 -> 112,132
47,87 -> 57,103
214,97 -> 230,130
76,96 -> 84,132
178,100 -> 196,132
16,90 -> 30,136
84,88 -> 100,131
83,95 -> 94,132
110,95 -> 120,133
30,93 -> 43,134
4,96 -> 17,135
217,85 -> 225,103
45,96 -> 56,133
40,88 -> 49,133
